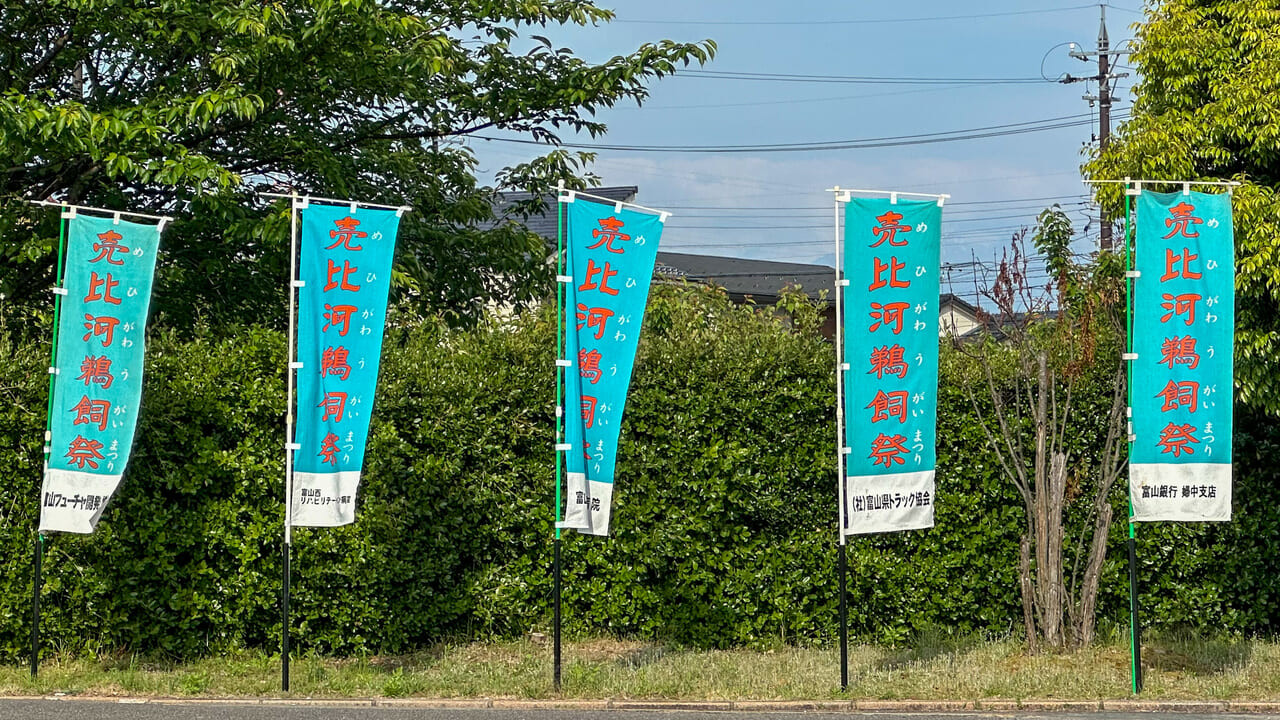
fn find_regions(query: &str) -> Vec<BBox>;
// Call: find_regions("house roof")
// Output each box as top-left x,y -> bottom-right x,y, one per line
493,186 -> 638,241
494,187 -> 985,313
939,293 -> 980,317
655,251 -> 835,304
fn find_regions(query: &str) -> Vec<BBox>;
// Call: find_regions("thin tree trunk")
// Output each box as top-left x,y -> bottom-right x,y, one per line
1044,452 -> 1068,648
1020,533 -> 1038,654
1073,501 -> 1113,647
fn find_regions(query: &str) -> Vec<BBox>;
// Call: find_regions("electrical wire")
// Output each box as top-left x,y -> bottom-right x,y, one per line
675,69 -> 1050,85
657,194 -> 1089,211
610,4 -> 1101,26
671,208 -> 1088,229
475,112 -> 1128,154
672,200 -> 1091,219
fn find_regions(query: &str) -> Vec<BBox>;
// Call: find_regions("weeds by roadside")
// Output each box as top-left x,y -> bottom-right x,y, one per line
1,633 -> 1277,701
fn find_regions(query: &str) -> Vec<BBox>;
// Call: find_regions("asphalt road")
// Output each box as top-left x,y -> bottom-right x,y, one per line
0,704 -> 1272,720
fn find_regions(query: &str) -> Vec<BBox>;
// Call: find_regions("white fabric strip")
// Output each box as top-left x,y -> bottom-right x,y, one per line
578,480 -> 614,536
843,470 -> 935,536
39,468 -> 123,534
1130,463 -> 1231,522
291,471 -> 361,527
561,471 -> 591,530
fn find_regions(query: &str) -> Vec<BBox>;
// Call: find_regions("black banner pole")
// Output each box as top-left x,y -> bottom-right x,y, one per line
282,543 -> 291,692
30,533 -> 43,678
1127,531 -> 1142,693
553,537 -> 562,691
839,542 -> 849,690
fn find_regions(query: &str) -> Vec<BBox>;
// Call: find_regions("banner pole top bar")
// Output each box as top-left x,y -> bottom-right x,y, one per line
24,200 -> 173,224
259,192 -> 411,214
558,188 -> 671,219
1085,178 -> 1242,195
829,188 -> 950,206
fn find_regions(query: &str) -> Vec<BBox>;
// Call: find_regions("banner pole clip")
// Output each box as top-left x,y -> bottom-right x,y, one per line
1125,270 -> 1140,278
1122,353 -> 1139,361
555,359 -> 571,368
836,279 -> 850,287
50,287 -> 68,296
554,443 -> 572,452
556,275 -> 573,284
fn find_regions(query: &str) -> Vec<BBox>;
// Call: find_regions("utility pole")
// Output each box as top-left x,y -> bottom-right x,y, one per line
1062,5 -> 1128,251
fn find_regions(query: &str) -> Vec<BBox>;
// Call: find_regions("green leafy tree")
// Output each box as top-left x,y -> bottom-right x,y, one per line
0,0 -> 715,331
1086,0 -> 1280,411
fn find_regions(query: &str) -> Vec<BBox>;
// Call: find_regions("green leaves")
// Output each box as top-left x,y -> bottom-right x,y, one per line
2,285 -> 1280,658
0,0 -> 715,329
1087,0 -> 1280,412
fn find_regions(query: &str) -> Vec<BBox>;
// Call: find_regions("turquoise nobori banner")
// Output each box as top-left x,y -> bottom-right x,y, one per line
292,203 -> 402,527
41,213 -> 162,534
1130,190 -> 1234,522
562,196 -> 665,536
841,198 -> 941,536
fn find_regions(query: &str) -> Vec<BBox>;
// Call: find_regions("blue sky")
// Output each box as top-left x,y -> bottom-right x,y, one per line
469,1 -> 1148,299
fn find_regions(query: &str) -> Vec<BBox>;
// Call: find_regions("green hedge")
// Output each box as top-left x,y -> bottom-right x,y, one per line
1,286 -> 1279,660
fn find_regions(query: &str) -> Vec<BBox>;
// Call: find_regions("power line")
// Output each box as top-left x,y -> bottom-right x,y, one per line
643,85 -> 975,111
657,194 -> 1090,211
672,200 -> 1091,219
676,70 -> 1050,85
475,112 -> 1128,154
612,4 -> 1100,26
670,208 -> 1088,229
661,229 -> 1034,249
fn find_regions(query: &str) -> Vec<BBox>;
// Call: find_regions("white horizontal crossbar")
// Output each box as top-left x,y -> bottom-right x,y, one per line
559,189 -> 669,218
260,192 -> 411,214
26,199 -> 173,223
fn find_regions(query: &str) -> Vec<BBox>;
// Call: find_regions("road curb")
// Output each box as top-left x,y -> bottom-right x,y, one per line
8,694 -> 1280,713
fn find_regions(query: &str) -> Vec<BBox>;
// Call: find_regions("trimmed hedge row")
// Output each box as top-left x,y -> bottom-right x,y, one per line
1,286 -> 1278,659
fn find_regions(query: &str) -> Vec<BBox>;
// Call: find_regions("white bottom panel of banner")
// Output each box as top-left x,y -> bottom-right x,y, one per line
291,471 -> 360,527
39,468 -> 122,534
561,473 -> 613,536
562,471 -> 590,530
581,480 -> 613,536
843,470 -> 935,536
1130,463 -> 1231,522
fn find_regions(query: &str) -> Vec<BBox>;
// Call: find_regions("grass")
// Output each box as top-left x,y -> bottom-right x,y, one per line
2,633 -> 1279,701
